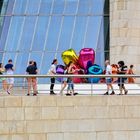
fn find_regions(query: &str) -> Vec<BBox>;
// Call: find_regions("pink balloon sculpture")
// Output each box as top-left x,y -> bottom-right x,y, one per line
78,48 -> 95,70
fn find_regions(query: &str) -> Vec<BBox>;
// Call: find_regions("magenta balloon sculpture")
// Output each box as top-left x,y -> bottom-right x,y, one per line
78,48 -> 95,70
61,49 -> 78,65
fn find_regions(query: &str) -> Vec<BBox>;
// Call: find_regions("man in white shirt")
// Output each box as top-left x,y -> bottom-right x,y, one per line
104,60 -> 115,95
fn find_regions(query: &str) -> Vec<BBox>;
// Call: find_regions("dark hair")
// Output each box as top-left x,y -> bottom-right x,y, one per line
118,61 -> 124,66
0,63 -> 2,68
29,61 -> 32,64
130,65 -> 134,68
34,61 -> 37,67
8,59 -> 12,63
52,59 -> 57,64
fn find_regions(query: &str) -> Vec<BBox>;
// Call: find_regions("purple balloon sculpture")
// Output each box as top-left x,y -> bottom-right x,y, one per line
56,65 -> 65,82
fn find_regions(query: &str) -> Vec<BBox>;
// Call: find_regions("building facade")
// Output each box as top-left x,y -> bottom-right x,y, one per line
0,0 -> 109,83
110,0 -> 140,74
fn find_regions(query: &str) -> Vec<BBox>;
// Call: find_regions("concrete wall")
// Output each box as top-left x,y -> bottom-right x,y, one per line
1,95 -> 140,140
110,0 -> 140,73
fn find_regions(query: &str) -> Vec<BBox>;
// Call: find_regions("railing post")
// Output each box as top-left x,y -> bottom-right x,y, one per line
91,82 -> 93,95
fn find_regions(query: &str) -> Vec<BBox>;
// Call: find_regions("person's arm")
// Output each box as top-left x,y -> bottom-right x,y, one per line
35,67 -> 38,74
0,68 -> 5,72
11,64 -> 14,71
12,66 -> 15,71
68,66 -> 74,74
26,67 -> 29,74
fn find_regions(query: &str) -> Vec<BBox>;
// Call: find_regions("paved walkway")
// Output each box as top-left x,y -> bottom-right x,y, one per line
1,84 -> 139,96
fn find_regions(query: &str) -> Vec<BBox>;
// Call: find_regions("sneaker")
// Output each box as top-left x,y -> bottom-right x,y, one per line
104,92 -> 109,95
33,93 -> 37,96
110,91 -> 115,95
66,93 -> 71,96
50,92 -> 56,95
73,92 -> 78,96
125,90 -> 128,95
27,93 -> 30,96
7,90 -> 10,95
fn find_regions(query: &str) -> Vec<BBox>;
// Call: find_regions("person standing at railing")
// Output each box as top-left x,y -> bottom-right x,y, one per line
26,61 -> 38,96
5,59 -> 14,94
127,65 -> 135,83
59,66 -> 68,95
0,63 -> 8,93
111,64 -> 119,83
66,61 -> 78,96
48,59 -> 58,95
33,61 -> 39,94
104,60 -> 115,95
117,61 -> 128,95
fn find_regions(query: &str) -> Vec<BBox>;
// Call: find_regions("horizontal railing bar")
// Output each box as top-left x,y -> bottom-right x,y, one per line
0,74 -> 138,78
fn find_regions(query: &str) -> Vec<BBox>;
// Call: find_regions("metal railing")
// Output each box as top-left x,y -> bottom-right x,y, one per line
0,74 -> 139,96
0,74 -> 138,78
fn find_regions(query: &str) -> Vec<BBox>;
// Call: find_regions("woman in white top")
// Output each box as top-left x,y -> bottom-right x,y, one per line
104,60 -> 115,95
48,59 -> 58,95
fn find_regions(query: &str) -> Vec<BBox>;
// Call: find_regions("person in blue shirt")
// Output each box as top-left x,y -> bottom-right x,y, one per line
5,59 -> 14,94
26,61 -> 38,96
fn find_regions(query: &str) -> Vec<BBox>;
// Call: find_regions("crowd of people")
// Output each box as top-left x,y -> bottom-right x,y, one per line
104,60 -> 135,95
48,59 -> 78,96
0,59 -> 135,96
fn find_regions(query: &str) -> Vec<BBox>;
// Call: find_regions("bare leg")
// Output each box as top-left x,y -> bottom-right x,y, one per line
60,81 -> 67,95
119,86 -> 123,94
27,78 -> 31,95
122,85 -> 128,94
107,84 -> 110,92
2,80 -> 7,91
32,78 -> 37,95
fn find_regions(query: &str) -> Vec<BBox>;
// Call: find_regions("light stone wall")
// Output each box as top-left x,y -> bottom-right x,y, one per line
110,0 -> 140,74
1,96 -> 140,140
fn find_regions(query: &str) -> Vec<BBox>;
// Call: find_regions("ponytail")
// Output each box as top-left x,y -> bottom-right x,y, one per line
52,59 -> 57,64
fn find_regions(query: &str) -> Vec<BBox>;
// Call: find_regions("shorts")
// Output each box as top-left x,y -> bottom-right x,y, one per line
106,78 -> 112,84
118,78 -> 125,87
7,78 -> 14,84
62,77 -> 67,82
0,78 -> 6,82
6,71 -> 14,84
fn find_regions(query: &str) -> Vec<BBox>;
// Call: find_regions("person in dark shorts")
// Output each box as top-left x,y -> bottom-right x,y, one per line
117,61 -> 128,95
26,61 -> 38,96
